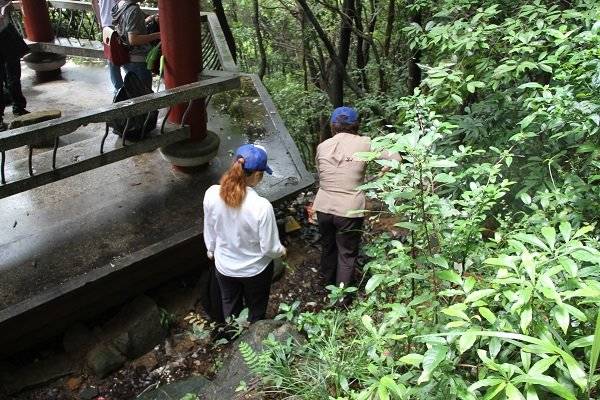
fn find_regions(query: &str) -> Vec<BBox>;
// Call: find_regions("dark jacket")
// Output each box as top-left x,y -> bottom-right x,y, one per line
0,24 -> 29,60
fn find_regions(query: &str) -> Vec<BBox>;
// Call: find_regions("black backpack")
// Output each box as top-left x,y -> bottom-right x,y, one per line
112,72 -> 158,141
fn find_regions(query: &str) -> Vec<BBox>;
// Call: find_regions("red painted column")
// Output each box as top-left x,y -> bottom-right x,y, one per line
21,0 -> 54,42
158,0 -> 206,141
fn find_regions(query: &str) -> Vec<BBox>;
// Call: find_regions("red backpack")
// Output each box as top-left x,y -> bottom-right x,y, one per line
102,26 -> 130,66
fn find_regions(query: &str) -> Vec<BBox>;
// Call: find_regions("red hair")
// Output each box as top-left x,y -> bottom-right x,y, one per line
220,158 -> 249,208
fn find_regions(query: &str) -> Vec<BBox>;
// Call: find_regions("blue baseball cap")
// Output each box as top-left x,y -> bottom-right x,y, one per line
235,144 -> 273,175
331,106 -> 359,124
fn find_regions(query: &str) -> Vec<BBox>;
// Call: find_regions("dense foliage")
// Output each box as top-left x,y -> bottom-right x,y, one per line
216,0 -> 600,398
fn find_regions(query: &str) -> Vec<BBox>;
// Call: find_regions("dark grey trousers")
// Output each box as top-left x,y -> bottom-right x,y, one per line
216,262 -> 273,323
317,211 -> 363,286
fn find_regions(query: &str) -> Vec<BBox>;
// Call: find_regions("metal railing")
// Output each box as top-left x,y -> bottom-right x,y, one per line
0,74 -> 240,199
0,3 -> 249,200
11,1 -> 238,73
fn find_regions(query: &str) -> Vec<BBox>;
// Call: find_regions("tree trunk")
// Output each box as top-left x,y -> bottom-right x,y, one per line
383,0 -> 395,58
211,0 -> 237,63
354,0 -> 368,91
407,9 -> 422,94
252,0 -> 267,80
329,0 -> 354,107
296,0 -> 363,100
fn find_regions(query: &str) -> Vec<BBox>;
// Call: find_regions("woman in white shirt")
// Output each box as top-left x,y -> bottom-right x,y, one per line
203,144 -> 286,322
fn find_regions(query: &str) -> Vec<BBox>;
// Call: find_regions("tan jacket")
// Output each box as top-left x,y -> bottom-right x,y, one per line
313,132 -> 399,218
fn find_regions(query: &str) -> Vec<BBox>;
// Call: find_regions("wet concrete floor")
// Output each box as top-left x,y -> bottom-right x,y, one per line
0,60 -> 311,311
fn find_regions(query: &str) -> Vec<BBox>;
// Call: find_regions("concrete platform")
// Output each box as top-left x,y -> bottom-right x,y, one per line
0,60 -> 313,353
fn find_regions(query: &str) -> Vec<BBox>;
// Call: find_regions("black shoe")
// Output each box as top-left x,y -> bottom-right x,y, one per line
13,108 -> 30,116
0,121 -> 7,132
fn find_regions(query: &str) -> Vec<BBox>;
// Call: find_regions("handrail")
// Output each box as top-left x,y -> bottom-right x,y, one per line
0,74 -> 240,152
12,2 -> 237,73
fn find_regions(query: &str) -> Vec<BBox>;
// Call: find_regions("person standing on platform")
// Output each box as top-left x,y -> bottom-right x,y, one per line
313,106 -> 401,290
203,144 -> 286,323
0,0 -> 29,131
112,0 -> 159,90
92,0 -> 123,93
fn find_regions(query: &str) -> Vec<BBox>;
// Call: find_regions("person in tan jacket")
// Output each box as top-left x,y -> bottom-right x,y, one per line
313,106 -> 400,287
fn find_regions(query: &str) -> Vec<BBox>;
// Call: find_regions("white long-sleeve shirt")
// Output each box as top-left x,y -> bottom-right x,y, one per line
203,185 -> 285,278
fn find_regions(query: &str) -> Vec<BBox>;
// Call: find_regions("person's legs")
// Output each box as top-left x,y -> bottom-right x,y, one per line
317,212 -> 338,285
4,55 -> 27,114
108,61 -> 123,93
333,216 -> 364,286
215,270 -> 244,320
0,60 -> 6,130
241,262 -> 274,323
123,62 -> 152,91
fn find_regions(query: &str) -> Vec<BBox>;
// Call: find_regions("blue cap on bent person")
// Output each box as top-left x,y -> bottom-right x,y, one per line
235,144 -> 273,175
330,106 -> 359,124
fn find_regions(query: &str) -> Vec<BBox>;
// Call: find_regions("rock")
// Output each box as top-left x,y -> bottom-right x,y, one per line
86,343 -> 127,378
0,353 -> 78,394
63,323 -> 94,354
131,352 -> 159,372
137,375 -> 210,400
101,295 -> 168,359
79,385 -> 99,400
199,320 -> 304,400
9,110 -> 62,148
65,376 -> 82,391
166,333 -> 198,358
272,259 -> 286,282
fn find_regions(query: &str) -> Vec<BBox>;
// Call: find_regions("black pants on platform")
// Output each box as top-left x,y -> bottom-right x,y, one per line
0,54 -> 26,118
216,262 -> 273,323
317,212 -> 363,286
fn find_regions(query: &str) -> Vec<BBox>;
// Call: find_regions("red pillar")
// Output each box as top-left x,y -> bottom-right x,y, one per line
158,0 -> 206,141
21,0 -> 54,42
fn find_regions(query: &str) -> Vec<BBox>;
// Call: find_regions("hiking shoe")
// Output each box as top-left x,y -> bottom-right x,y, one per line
13,108 -> 30,116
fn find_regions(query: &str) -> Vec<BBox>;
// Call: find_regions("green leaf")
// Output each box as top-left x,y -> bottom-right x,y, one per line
512,374 -> 577,400
442,304 -> 471,321
568,335 -> 593,350
541,226 -> 556,249
518,82 -> 543,90
399,353 -> 423,367
505,382 -> 525,400
365,274 -> 385,294
377,385 -> 390,400
482,382 -> 507,400
529,355 -> 559,375
465,289 -> 496,303
458,332 -> 478,355
463,276 -> 476,293
559,221 -> 572,242
417,345 -> 448,384
451,93 -> 463,105
572,225 -> 593,239
479,307 -> 497,324
494,64 -> 517,76
430,159 -> 458,168
520,114 -> 536,129
437,270 -> 462,285
520,192 -> 532,205
590,311 -> 600,391
520,307 -> 533,333
563,304 -> 587,322
558,257 -> 578,278
513,233 -> 550,252
379,376 -> 406,398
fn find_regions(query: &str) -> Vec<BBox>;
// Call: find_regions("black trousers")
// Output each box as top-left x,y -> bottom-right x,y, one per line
0,50 -> 26,118
216,262 -> 273,323
317,212 -> 363,286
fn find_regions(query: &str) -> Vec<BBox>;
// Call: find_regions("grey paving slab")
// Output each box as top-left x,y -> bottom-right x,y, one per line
0,61 -> 312,313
